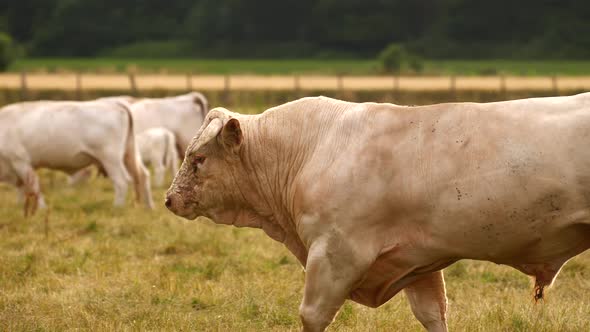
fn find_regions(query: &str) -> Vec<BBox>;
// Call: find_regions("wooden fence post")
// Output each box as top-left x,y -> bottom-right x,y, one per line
393,75 -> 400,100
75,72 -> 82,100
551,75 -> 559,95
500,74 -> 507,99
128,72 -> 137,95
337,74 -> 344,93
449,75 -> 456,100
223,74 -> 231,105
20,71 -> 28,101
294,75 -> 301,98
186,72 -> 193,91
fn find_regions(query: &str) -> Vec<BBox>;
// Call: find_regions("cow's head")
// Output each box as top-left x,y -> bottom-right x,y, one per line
165,108 -> 250,224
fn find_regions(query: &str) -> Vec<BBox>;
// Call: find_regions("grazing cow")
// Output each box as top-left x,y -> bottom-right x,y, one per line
128,92 -> 209,157
166,94 -> 590,331
136,127 -> 179,187
0,100 -> 154,214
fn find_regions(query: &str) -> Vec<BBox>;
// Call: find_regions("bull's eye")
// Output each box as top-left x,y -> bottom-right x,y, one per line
194,154 -> 206,166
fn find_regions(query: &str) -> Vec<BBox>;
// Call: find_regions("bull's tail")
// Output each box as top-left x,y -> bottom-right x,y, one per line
163,131 -> 180,178
119,102 -> 154,209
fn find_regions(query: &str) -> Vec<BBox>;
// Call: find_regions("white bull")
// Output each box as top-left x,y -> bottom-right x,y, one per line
166,93 -> 590,331
0,100 -> 154,214
136,127 -> 179,187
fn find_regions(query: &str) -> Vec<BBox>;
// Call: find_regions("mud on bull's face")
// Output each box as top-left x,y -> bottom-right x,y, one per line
165,113 -> 245,221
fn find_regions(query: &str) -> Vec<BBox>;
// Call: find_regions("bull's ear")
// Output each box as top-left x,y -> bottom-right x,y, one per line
220,118 -> 243,151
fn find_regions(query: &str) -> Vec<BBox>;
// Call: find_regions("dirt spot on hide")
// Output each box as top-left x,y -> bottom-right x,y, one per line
534,192 -> 566,214
455,137 -> 470,148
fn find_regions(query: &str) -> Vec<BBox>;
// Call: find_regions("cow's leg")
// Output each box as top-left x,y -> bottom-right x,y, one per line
16,183 -> 44,208
101,160 -> 130,207
170,153 -> 179,177
12,162 -> 44,215
404,270 -> 448,332
166,134 -> 180,178
136,160 -> 154,208
123,149 -> 154,209
20,167 -> 46,213
68,167 -> 93,185
151,154 -> 165,187
16,185 -> 25,203
299,236 -> 373,332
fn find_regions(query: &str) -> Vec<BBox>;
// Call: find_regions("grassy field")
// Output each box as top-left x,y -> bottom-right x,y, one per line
1,170 -> 590,330
8,58 -> 590,76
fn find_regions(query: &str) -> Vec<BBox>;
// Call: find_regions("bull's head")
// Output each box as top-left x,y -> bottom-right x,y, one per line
165,108 -> 248,223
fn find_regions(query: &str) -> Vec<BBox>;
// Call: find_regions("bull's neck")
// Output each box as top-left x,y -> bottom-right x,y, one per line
237,109 -> 327,264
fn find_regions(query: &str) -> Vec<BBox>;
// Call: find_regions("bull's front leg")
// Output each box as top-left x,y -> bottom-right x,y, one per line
299,235 -> 374,332
404,270 -> 448,332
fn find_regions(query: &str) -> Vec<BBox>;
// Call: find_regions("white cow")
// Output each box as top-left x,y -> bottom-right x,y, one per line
127,92 -> 209,157
68,92 -> 208,184
136,127 -> 179,187
167,94 -> 590,331
0,100 -> 154,214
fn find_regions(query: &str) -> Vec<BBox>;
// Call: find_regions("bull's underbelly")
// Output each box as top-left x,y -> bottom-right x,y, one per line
442,203 -> 590,262
346,206 -> 590,308
348,255 -> 455,308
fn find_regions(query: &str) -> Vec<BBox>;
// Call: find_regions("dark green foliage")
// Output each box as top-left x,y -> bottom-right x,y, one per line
378,44 -> 407,74
0,0 -> 589,59
409,56 -> 424,74
378,44 -> 425,74
0,32 -> 15,71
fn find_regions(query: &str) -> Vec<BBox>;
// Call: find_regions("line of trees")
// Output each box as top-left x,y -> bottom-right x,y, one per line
1,0 -> 589,59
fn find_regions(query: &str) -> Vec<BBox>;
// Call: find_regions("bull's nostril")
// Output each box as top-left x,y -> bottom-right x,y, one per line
165,197 -> 172,208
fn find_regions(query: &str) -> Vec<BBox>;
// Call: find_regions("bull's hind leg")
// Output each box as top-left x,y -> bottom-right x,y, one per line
404,270 -> 448,332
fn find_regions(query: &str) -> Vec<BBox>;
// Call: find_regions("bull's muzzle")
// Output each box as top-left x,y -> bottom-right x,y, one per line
164,192 -> 182,213
165,191 -> 198,220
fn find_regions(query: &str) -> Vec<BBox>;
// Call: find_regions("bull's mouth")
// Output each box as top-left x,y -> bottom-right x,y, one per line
179,211 -> 200,220
165,195 -> 200,220
168,204 -> 201,220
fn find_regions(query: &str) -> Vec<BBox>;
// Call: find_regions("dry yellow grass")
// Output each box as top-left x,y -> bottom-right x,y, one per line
1,170 -> 589,331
